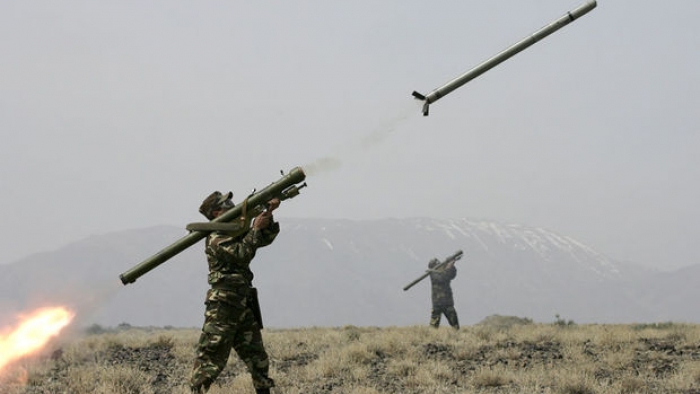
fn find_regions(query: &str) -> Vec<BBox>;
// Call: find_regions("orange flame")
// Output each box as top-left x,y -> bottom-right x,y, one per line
0,307 -> 75,372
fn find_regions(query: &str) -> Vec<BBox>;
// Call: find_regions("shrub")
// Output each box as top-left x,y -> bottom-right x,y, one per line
554,314 -> 575,327
477,314 -> 533,329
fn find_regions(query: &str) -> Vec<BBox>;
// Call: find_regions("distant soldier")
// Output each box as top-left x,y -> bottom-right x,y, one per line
428,258 -> 460,329
190,191 -> 280,394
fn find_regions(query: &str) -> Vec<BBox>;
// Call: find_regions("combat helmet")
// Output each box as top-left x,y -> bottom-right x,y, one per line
428,258 -> 440,269
199,191 -> 234,220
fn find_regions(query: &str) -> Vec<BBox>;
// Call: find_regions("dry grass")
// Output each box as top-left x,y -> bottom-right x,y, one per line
3,322 -> 700,393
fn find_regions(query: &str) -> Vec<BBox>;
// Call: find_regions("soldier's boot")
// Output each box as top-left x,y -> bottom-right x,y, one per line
449,318 -> 459,330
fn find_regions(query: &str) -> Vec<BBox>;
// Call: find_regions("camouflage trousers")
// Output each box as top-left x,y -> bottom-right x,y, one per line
430,305 -> 460,329
190,290 -> 274,392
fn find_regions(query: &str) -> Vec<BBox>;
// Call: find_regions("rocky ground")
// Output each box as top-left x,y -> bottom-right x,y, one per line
4,323 -> 700,394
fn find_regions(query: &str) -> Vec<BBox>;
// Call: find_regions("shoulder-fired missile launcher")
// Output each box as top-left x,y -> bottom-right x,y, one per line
119,167 -> 307,285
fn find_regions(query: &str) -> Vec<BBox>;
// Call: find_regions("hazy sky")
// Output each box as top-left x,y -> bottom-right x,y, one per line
1,1 -> 698,271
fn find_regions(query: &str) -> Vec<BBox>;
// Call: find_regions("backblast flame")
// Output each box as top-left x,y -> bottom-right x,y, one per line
0,306 -> 74,372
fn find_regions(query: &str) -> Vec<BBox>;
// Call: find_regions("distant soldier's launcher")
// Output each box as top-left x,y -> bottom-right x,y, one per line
412,0 -> 597,116
403,250 -> 464,291
119,167 -> 308,285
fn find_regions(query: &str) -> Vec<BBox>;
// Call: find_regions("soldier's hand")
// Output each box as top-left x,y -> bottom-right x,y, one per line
267,198 -> 280,212
253,211 -> 272,230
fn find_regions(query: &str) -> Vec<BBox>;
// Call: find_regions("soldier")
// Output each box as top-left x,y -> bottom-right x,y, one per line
428,258 -> 460,329
190,191 -> 280,394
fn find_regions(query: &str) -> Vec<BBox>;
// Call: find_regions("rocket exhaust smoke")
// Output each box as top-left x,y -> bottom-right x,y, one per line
302,101 -> 418,176
65,278 -> 123,328
302,157 -> 343,177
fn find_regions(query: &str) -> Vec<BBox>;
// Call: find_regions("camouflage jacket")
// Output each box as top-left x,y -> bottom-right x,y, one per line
205,222 -> 280,293
429,266 -> 457,307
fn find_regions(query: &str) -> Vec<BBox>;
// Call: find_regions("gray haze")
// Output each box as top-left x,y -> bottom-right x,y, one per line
1,1 -> 699,271
4,219 -> 698,329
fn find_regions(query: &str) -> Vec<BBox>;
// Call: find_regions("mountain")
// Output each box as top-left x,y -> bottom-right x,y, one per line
0,218 -> 693,329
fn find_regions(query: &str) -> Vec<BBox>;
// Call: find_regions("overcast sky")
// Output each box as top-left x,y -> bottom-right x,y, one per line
1,1 -> 698,271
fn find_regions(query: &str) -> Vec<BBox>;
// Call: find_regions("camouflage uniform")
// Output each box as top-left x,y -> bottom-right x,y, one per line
428,259 -> 459,329
190,192 -> 279,394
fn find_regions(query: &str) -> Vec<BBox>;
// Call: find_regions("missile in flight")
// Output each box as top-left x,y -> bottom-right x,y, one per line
412,0 -> 597,116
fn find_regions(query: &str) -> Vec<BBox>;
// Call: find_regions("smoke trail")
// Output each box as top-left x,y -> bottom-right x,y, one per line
358,102 -> 416,149
303,100 -> 419,176
302,157 -> 343,176
66,279 -> 123,329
